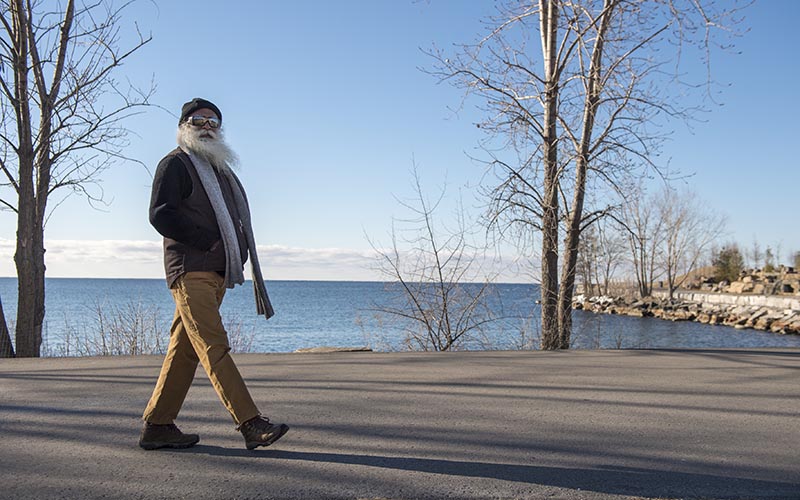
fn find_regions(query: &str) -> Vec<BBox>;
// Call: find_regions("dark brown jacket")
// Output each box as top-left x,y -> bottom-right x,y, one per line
149,148 -> 247,287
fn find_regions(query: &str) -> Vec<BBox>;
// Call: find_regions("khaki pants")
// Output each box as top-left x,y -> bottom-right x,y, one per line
142,271 -> 259,426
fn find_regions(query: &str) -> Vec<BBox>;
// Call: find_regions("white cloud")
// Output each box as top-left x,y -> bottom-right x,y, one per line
0,239 -> 384,281
44,239 -> 163,262
0,239 -> 165,279
257,244 -> 381,281
0,239 -> 530,282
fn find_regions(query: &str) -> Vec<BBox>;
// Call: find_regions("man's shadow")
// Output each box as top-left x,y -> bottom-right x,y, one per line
180,445 -> 799,499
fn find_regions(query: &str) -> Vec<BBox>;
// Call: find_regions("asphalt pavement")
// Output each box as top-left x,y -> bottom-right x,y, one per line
1,348 -> 798,499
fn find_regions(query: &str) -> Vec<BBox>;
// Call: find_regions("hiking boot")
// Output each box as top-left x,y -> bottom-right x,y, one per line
139,422 -> 200,450
239,416 -> 289,450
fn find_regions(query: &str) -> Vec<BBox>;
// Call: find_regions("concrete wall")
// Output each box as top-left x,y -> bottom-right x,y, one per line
653,291 -> 800,311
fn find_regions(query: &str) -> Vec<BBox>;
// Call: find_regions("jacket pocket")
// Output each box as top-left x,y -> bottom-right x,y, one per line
203,239 -> 226,271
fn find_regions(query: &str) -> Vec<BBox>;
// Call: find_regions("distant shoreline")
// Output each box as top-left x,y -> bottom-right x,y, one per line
574,291 -> 800,336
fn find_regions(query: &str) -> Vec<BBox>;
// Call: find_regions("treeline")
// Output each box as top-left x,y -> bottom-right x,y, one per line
712,244 -> 799,284
577,184 -> 798,299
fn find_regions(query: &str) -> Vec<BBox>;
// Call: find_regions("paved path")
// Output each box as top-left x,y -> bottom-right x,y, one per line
1,349 -> 798,499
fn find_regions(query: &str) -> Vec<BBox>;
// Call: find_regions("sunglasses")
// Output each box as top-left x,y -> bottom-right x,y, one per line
186,116 -> 221,129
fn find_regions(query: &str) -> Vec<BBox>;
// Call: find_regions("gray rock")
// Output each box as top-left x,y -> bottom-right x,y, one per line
294,346 -> 373,353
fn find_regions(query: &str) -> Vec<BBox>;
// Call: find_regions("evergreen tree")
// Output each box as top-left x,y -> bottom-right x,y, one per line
764,247 -> 776,272
713,245 -> 744,283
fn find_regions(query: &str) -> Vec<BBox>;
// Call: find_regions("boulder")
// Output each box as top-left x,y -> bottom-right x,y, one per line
745,308 -> 769,327
625,308 -> 644,318
730,305 -> 752,316
724,314 -> 748,327
589,295 -> 616,307
771,313 -> 800,334
754,317 -> 771,330
770,320 -> 789,334
786,320 -> 800,334
754,312 -> 784,331
728,282 -> 746,294
664,309 -> 695,322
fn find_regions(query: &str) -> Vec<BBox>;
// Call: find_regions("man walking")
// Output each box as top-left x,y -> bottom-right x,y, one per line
139,98 -> 288,451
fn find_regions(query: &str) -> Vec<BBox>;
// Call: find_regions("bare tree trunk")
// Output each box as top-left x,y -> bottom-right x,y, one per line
559,192 -> 582,349
539,0 -> 561,350
6,0 -> 85,357
558,0 -> 613,349
13,225 -> 45,357
14,156 -> 46,357
666,266 -> 676,300
9,0 -> 42,357
0,296 -> 14,358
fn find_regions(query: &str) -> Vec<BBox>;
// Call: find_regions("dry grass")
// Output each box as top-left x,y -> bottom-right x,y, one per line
43,300 -> 256,357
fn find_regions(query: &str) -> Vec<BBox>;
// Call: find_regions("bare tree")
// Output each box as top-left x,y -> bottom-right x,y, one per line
576,224 -> 599,296
0,295 -> 13,357
430,0 -> 746,349
590,219 -> 626,295
748,239 -> 762,270
0,0 -> 152,357
655,187 -> 726,299
369,168 -> 497,351
576,192 -> 627,297
621,185 -> 664,298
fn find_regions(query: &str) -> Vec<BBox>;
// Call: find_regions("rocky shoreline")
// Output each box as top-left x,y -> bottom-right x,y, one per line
573,294 -> 800,335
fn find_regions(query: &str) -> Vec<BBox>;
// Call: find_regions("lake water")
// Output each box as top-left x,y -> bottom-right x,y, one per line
1,278 -> 799,355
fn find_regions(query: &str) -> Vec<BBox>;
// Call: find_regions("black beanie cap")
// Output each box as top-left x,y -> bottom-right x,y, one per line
179,98 -> 222,125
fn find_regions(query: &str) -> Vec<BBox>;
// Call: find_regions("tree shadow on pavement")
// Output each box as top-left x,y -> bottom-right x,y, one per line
186,446 -> 799,499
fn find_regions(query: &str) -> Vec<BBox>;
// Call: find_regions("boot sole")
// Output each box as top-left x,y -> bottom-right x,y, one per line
245,424 -> 290,450
139,437 -> 200,450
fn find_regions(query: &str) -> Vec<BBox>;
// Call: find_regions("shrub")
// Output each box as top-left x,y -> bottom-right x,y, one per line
713,245 -> 744,283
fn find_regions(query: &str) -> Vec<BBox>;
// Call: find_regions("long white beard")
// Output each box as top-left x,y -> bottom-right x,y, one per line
177,123 -> 239,171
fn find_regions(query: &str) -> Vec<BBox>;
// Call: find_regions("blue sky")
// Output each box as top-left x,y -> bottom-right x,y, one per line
0,1 -> 797,281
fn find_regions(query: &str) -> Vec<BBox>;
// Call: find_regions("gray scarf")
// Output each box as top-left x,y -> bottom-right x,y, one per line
182,148 -> 274,319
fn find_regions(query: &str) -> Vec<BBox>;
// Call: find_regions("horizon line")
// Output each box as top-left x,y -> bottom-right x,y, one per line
0,275 -> 539,286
